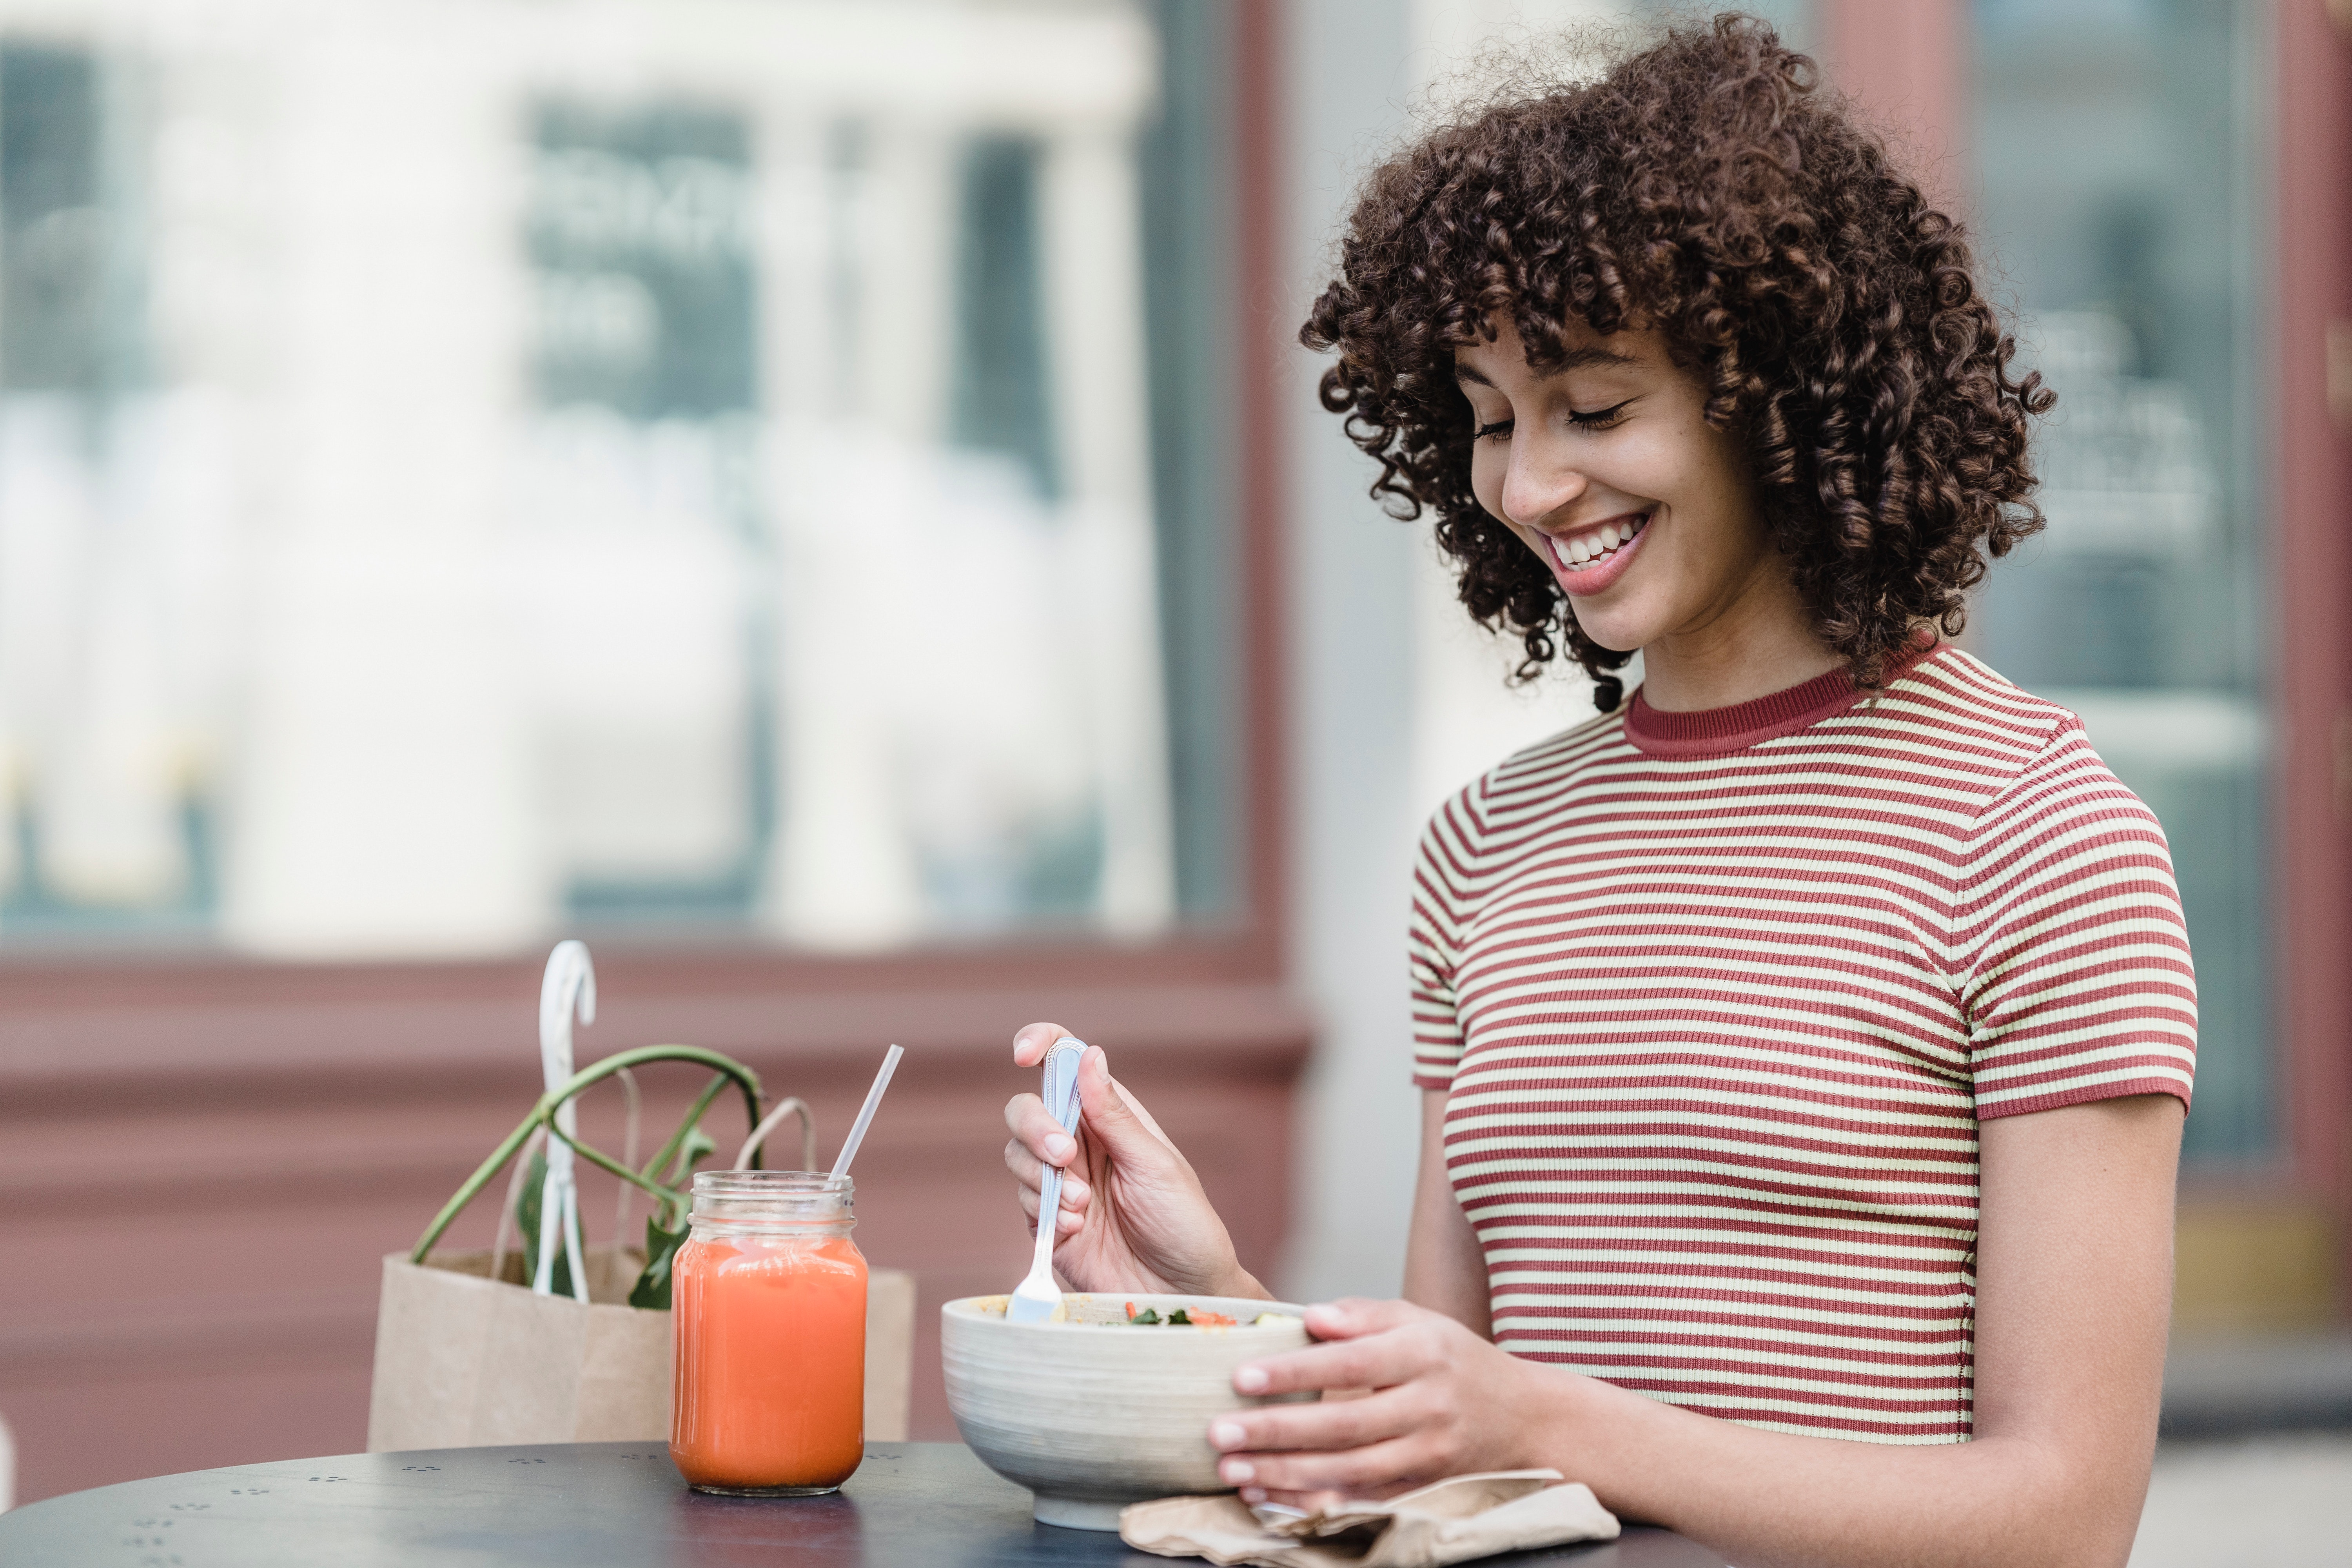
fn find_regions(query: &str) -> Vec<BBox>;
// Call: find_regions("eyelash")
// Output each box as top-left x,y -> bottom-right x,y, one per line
1472,399 -> 1633,441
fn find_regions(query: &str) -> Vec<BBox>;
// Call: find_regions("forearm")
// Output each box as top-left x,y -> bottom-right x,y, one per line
1534,1372 -> 2137,1568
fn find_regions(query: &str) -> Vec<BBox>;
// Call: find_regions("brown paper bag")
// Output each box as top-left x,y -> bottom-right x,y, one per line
367,1245 -> 917,1451
1118,1470 -> 1619,1568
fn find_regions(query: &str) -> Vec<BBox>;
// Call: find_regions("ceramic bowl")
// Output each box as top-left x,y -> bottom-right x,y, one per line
941,1292 -> 1315,1530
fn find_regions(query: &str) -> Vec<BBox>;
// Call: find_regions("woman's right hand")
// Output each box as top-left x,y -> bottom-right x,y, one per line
1002,1023 -> 1267,1300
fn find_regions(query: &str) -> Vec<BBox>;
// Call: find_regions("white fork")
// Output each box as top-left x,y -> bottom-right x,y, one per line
1006,1039 -> 1087,1323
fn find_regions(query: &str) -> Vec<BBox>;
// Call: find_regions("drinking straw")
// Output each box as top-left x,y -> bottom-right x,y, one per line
829,1044 -> 905,1180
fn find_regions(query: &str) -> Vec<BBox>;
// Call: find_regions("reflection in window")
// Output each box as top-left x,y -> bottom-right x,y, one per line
0,41 -> 206,933
0,0 -> 1225,956
1972,0 -> 2269,1163
516,104 -> 770,927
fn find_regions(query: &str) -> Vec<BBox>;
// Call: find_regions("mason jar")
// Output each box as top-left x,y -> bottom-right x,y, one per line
669,1169 -> 867,1495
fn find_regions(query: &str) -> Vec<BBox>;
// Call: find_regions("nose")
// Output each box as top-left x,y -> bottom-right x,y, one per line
1500,439 -> 1589,529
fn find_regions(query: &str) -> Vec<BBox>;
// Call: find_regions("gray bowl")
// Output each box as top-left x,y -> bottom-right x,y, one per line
942,1292 -> 1316,1530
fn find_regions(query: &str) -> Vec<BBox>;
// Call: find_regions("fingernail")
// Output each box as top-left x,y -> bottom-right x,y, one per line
1240,1487 -> 1268,1504
1046,1136 -> 1075,1161
1234,1367 -> 1269,1394
1221,1459 -> 1255,1484
1209,1420 -> 1247,1450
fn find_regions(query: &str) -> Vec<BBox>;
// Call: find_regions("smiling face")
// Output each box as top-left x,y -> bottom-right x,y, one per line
1454,317 -> 1795,670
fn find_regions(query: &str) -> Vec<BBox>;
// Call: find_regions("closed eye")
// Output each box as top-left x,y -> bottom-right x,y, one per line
1473,399 -> 1633,443
1568,398 -> 1633,429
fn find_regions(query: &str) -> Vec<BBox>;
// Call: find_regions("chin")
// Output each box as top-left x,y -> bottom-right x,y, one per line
1565,605 -> 1655,658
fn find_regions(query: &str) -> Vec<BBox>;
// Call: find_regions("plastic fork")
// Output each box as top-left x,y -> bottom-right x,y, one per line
1006,1039 -> 1087,1323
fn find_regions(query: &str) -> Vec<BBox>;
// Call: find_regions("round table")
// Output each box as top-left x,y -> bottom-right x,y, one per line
0,1441 -> 1728,1566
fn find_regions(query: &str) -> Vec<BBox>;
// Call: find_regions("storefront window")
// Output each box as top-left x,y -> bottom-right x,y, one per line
0,0 -> 1237,957
1972,0 -> 2270,1164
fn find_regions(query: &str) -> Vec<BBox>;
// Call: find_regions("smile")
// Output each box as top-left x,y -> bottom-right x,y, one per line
1540,510 -> 1651,594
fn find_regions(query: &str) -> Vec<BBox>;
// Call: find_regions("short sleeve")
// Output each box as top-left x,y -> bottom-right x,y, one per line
1958,723 -> 2198,1119
1409,792 -> 1480,1091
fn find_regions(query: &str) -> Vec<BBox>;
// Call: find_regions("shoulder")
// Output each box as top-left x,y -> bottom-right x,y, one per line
1887,662 -> 2176,912
1849,648 -> 2153,820
1417,705 -> 1626,858
1854,648 -> 2081,766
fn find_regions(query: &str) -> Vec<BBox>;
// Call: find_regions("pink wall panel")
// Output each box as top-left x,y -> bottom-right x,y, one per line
0,969 -> 1309,1504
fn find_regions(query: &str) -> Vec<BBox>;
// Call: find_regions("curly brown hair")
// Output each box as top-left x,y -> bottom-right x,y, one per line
1299,12 -> 2051,713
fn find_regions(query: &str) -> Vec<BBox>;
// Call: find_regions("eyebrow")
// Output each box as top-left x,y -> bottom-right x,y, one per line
1453,346 -> 1642,387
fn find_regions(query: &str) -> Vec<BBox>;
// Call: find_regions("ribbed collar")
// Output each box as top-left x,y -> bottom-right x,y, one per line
1622,638 -> 1942,758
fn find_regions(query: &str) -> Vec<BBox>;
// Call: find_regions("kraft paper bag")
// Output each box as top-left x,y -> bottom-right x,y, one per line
367,1245 -> 917,1452
1119,1470 -> 1619,1568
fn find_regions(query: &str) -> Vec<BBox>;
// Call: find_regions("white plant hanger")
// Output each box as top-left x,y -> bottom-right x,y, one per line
534,940 -> 596,1301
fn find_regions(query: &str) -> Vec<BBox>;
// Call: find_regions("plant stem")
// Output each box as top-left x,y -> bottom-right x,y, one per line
405,1044 -> 763,1263
410,1111 -> 542,1264
548,1120 -> 686,1226
563,1045 -> 763,1138
641,1071 -> 738,1186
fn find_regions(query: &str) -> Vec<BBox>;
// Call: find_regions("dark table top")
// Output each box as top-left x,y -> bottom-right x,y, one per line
0,1441 -> 1729,1566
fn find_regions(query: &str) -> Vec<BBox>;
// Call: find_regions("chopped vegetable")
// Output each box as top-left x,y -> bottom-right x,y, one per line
1112,1303 -> 1258,1327
1253,1312 -> 1303,1327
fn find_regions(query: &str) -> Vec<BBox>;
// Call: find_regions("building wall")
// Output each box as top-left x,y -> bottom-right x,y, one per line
0,959 -> 1309,1504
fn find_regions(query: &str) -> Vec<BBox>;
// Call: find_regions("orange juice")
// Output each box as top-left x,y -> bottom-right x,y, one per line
670,1171 -> 866,1495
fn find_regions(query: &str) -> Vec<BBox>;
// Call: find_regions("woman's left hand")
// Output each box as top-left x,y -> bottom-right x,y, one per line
1207,1298 -> 1570,1507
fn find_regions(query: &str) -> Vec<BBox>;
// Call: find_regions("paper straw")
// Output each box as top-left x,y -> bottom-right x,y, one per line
829,1044 -> 905,1180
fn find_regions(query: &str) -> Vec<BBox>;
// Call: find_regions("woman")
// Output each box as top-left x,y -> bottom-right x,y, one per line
1004,17 -> 2193,1566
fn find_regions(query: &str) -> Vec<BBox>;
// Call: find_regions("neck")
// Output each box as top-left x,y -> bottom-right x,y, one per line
1633,555 -> 1839,713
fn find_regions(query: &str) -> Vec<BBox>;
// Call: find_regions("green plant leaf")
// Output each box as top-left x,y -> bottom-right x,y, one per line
629,1210 -> 691,1310
512,1149 -> 575,1300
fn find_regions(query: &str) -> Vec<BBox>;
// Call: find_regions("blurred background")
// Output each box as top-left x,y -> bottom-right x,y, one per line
0,0 -> 2345,1558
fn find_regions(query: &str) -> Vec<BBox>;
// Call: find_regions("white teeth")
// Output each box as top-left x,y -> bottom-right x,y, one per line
1555,517 -> 1652,570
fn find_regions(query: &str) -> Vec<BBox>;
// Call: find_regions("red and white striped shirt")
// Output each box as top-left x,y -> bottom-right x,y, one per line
1411,644 -> 2196,1444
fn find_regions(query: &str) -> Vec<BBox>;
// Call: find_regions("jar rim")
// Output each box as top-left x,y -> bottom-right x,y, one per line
692,1168 -> 851,1197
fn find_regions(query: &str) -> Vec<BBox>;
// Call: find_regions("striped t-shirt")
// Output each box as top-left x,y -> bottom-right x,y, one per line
1410,644 -> 2196,1444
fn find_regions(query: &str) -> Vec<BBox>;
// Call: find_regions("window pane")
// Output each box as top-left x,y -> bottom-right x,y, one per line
0,0 -> 1236,956
1971,0 -> 2269,1164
